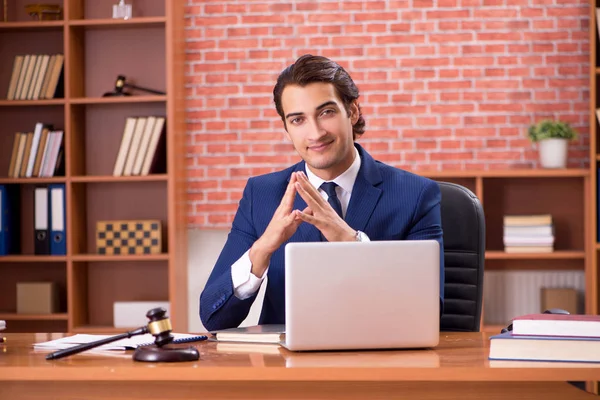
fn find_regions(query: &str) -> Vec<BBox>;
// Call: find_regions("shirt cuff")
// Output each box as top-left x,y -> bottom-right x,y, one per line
231,249 -> 268,300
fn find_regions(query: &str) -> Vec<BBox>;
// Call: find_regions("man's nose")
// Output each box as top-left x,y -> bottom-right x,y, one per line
306,119 -> 326,139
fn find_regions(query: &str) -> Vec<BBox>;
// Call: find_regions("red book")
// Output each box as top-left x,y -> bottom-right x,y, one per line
512,314 -> 600,338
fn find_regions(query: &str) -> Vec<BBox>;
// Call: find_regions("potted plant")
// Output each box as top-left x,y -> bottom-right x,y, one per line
528,120 -> 578,168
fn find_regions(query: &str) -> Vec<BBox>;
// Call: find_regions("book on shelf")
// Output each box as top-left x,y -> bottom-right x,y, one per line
0,184 -> 20,256
6,123 -> 64,178
6,53 -> 64,100
113,116 -> 166,177
489,331 -> 600,363
211,324 -> 285,344
503,214 -> 554,253
511,313 -> 600,338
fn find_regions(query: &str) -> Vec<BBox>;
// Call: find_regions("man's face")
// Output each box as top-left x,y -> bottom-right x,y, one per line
281,82 -> 358,181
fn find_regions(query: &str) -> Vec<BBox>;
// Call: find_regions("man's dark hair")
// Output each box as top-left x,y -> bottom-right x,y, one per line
273,54 -> 365,139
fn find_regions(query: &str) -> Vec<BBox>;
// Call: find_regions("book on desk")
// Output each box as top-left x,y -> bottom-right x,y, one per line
489,313 -> 600,363
211,324 -> 285,344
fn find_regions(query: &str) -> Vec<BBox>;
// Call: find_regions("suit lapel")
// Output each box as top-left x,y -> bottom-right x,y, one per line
345,144 -> 383,232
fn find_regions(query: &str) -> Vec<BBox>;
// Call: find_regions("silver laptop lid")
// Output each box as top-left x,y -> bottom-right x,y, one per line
284,240 -> 440,351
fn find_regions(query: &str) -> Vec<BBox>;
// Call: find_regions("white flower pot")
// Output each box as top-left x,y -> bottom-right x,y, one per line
538,138 -> 568,169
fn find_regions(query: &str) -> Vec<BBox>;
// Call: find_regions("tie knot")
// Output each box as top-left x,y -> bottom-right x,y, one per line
320,182 -> 339,198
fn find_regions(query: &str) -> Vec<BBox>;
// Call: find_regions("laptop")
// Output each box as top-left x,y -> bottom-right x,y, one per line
281,240 -> 440,351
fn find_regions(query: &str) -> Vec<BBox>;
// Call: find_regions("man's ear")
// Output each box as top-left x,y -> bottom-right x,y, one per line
349,101 -> 359,125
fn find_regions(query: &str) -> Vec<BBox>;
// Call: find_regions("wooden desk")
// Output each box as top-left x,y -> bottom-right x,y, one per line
0,332 -> 598,399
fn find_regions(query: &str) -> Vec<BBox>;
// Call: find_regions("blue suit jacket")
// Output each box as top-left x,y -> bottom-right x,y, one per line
199,144 -> 444,331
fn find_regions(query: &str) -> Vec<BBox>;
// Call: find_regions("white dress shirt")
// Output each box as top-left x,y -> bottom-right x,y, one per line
231,147 -> 364,300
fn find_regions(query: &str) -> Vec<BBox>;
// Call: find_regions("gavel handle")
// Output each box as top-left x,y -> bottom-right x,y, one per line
46,326 -> 148,360
125,83 -> 166,95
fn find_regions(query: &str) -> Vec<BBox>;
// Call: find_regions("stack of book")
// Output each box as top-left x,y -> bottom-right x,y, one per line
7,122 -> 64,178
6,54 -> 64,100
211,324 -> 285,355
503,214 -> 554,253
112,116 -> 166,176
489,313 -> 600,363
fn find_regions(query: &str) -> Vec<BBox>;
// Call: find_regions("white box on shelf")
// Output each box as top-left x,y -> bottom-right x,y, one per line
113,301 -> 170,328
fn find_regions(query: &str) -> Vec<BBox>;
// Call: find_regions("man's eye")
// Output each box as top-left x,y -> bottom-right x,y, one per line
321,109 -> 335,116
290,117 -> 303,125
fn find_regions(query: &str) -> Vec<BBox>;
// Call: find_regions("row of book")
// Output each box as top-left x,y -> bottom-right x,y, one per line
6,54 -> 64,100
113,116 -> 166,176
7,123 -> 64,178
503,214 -> 554,253
0,184 -> 66,256
489,313 -> 600,363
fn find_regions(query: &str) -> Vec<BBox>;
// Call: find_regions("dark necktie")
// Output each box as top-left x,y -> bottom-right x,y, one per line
320,182 -> 343,219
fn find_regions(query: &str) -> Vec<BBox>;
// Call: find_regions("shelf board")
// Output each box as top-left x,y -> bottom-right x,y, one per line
0,255 -> 67,263
0,99 -> 65,106
71,174 -> 168,183
69,95 -> 166,104
71,254 -> 169,262
0,313 -> 68,321
485,250 -> 586,260
422,169 -> 589,179
0,177 -> 66,184
72,325 -> 137,334
68,17 -> 166,28
0,20 -> 64,31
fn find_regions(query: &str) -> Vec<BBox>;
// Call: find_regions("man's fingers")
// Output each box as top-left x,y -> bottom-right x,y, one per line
295,172 -> 325,205
295,210 -> 319,226
295,179 -> 321,211
276,172 -> 297,216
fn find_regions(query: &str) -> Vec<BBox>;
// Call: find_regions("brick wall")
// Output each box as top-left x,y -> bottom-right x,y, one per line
185,0 -> 590,228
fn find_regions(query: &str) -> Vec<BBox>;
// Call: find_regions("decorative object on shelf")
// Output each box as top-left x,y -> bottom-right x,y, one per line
17,282 -> 59,314
25,4 -> 62,20
112,0 -> 132,20
527,120 -> 578,169
45,307 -> 201,362
103,75 -> 166,97
96,219 -> 162,255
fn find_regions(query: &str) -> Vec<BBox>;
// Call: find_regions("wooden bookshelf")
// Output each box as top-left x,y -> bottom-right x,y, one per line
423,171 -> 592,332
0,0 -> 187,334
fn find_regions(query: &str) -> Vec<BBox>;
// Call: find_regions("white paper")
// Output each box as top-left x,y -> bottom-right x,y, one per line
33,333 -> 200,351
0,320 -> 5,331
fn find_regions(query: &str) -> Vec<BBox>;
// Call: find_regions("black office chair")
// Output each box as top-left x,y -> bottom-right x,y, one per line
437,182 -> 485,332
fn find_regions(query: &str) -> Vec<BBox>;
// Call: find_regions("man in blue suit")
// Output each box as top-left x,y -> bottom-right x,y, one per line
200,55 -> 444,331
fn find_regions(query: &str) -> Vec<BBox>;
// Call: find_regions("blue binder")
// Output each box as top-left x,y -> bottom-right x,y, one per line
0,184 -> 20,255
49,183 -> 66,255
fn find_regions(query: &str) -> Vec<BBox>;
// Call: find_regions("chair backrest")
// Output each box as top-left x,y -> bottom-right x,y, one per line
437,182 -> 485,332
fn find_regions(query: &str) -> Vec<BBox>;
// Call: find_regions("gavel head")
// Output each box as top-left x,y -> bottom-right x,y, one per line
145,307 -> 174,347
113,75 -> 127,94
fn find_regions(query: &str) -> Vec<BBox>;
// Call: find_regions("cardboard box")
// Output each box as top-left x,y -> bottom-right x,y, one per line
540,288 -> 578,314
113,301 -> 170,328
17,282 -> 59,314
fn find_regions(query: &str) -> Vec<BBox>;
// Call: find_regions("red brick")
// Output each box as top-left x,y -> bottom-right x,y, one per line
429,80 -> 472,90
430,152 -> 473,161
431,104 -> 475,113
426,10 -> 469,18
